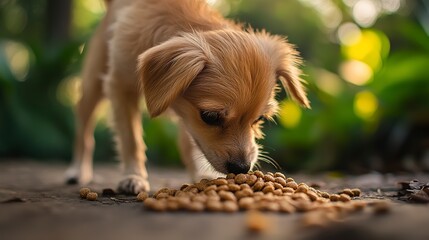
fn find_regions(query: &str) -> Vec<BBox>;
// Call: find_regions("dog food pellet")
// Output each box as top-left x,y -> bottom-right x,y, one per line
223,201 -> 239,212
136,192 -> 149,201
214,178 -> 228,186
372,201 -> 391,214
102,188 -> 116,197
286,181 -> 298,190
140,171 -> 371,216
219,190 -> 237,201
228,183 -> 241,192
246,210 -> 270,232
351,188 -> 362,197
263,174 -> 275,182
226,173 -> 236,179
274,172 -> 286,179
340,188 -> 354,197
79,188 -> 91,198
339,193 -> 351,202
86,192 -> 98,201
234,174 -> 248,184
206,200 -> 223,211
246,175 -> 258,186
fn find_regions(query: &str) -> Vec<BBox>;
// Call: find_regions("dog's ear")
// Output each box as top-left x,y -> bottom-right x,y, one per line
259,34 -> 310,108
137,34 -> 210,117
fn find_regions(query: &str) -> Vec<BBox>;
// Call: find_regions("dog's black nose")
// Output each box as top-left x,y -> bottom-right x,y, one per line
225,161 -> 250,174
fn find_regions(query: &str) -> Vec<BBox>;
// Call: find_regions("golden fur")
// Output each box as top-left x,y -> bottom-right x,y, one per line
66,0 -> 310,194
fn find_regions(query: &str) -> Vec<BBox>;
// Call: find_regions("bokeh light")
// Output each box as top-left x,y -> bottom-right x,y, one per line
2,41 -> 31,81
354,90 -> 378,120
339,60 -> 373,86
278,100 -> 302,128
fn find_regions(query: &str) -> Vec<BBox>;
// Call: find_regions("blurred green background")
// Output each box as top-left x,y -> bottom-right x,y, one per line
1,0 -> 428,173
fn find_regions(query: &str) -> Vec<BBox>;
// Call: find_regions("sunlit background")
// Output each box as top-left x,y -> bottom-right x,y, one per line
1,0 -> 428,173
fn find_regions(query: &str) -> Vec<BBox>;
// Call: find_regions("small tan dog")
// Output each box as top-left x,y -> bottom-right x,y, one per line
66,0 -> 310,194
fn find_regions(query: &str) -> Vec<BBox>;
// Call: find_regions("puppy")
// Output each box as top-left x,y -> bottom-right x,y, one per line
66,0 -> 310,194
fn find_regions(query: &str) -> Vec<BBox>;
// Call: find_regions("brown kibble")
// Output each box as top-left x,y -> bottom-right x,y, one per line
102,188 -> 116,197
192,195 -> 207,203
180,184 -> 189,191
351,188 -> 362,197
372,201 -> 391,215
273,183 -> 283,190
266,172 -> 274,176
195,182 -> 207,191
339,193 -> 351,202
228,183 -> 241,192
286,177 -> 295,183
238,197 -> 255,210
235,189 -> 253,199
166,200 -> 180,211
320,192 -> 330,198
263,174 -> 275,182
156,192 -> 170,199
330,194 -> 341,202
136,192 -> 149,201
205,189 -> 218,197
217,185 -> 229,191
246,211 -> 269,232
292,192 -> 310,202
234,174 -> 248,184
282,187 -> 295,194
204,185 -> 217,193
206,200 -> 223,211
240,183 -> 251,190
79,188 -> 91,198
279,202 -> 295,213
273,189 -> 283,196
86,192 -> 98,201
143,198 -> 157,208
274,172 -> 286,179
340,188 -> 354,197
275,177 -> 287,187
176,197 -> 191,208
152,199 -> 168,211
306,191 -> 319,201
246,174 -> 258,186
155,187 -> 171,196
223,201 -> 239,212
186,201 -> 205,212
262,185 -> 275,194
295,185 -> 308,193
253,180 -> 265,191
214,178 -> 228,186
286,181 -> 298,190
219,190 -> 237,201
253,171 -> 264,178
226,173 -> 236,179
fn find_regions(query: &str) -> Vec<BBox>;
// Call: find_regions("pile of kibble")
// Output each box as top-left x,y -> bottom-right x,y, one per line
136,171 -> 366,213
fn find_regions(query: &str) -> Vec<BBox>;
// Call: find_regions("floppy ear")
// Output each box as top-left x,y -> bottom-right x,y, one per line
137,34 -> 210,117
259,34 -> 310,108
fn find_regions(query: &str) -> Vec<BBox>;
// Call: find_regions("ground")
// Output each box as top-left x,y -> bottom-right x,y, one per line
1,160 -> 429,240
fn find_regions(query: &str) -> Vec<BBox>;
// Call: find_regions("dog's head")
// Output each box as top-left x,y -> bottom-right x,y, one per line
137,30 -> 310,174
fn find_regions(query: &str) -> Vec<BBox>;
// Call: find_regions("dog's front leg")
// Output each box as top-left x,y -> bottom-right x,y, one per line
106,79 -> 149,194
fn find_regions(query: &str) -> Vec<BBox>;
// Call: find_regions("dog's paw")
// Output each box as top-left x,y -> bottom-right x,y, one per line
65,166 -> 93,185
117,175 -> 150,195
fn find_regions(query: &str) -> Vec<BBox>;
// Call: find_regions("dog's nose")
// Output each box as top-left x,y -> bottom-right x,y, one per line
225,161 -> 250,174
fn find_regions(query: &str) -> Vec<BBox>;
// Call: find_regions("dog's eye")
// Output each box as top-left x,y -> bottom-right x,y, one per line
253,115 -> 266,125
200,111 -> 223,126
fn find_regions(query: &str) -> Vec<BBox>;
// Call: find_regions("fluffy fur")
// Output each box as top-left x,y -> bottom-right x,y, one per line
66,0 -> 310,194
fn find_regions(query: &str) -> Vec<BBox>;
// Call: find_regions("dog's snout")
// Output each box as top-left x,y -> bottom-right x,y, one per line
225,161 -> 250,174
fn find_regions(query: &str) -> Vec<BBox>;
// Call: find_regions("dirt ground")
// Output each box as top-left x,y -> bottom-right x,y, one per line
1,160 -> 429,240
